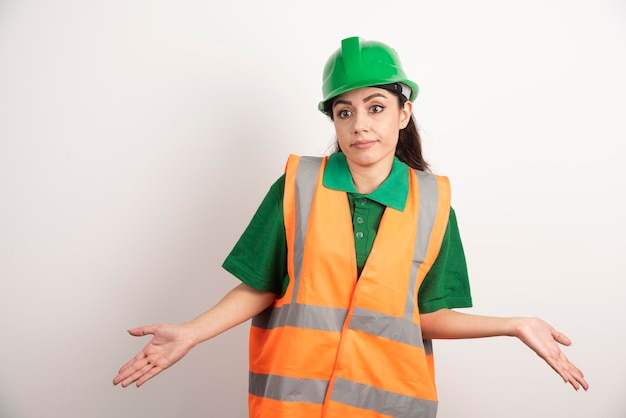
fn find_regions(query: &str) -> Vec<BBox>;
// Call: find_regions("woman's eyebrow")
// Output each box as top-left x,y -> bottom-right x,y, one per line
363,92 -> 387,102
333,98 -> 351,108
333,93 -> 388,108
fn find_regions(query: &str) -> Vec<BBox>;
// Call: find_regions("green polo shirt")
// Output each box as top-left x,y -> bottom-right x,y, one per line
222,153 -> 473,313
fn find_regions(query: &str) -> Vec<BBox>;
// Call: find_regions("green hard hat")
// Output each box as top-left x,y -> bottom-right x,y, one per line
318,36 -> 419,113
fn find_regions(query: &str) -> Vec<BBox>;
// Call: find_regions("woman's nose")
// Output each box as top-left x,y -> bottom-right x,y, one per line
352,111 -> 369,133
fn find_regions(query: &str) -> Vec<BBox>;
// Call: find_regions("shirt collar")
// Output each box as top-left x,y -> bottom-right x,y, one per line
322,152 -> 409,211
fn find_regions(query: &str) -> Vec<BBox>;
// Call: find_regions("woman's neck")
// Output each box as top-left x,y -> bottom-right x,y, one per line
347,159 -> 393,194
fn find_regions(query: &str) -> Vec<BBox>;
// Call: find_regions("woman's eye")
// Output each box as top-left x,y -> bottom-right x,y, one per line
370,104 -> 384,113
337,109 -> 352,119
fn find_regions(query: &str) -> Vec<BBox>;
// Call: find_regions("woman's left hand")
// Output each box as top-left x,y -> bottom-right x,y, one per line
514,317 -> 589,391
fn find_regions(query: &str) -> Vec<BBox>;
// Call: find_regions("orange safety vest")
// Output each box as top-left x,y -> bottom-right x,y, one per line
249,155 -> 451,418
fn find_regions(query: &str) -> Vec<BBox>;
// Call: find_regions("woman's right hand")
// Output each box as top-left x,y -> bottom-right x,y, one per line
112,323 -> 197,388
112,283 -> 276,388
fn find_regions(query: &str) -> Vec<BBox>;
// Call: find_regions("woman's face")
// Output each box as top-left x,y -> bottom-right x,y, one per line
332,87 -> 412,172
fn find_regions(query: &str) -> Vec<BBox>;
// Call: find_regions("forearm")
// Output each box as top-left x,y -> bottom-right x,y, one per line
420,308 -> 524,340
182,282 -> 276,347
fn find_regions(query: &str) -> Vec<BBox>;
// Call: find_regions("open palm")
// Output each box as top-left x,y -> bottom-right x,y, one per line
113,323 -> 196,388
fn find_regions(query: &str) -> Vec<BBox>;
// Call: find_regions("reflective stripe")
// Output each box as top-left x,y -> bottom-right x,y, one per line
405,170 -> 440,319
252,303 -> 347,332
249,372 -> 327,404
253,303 -> 429,351
330,377 -> 438,418
348,306 -> 425,349
254,304 -> 426,348
292,156 -> 323,303
423,338 -> 433,356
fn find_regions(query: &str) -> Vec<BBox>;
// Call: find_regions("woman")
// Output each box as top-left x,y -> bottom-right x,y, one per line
113,36 -> 588,418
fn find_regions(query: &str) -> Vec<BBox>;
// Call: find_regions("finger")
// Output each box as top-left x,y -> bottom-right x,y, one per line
121,362 -> 154,388
552,329 -> 572,346
567,368 -> 588,391
540,352 -> 574,383
117,351 -> 148,375
127,325 -> 158,337
578,376 -> 590,391
552,356 -> 588,391
115,353 -> 153,384
567,378 -> 580,391
534,341 -> 589,392
565,363 -> 588,391
135,364 -> 165,387
119,352 -> 167,387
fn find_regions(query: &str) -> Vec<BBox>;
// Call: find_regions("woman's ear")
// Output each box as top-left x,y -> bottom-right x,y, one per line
400,101 -> 413,128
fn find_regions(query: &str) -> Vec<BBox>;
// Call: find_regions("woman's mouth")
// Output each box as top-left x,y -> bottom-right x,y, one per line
351,140 -> 377,149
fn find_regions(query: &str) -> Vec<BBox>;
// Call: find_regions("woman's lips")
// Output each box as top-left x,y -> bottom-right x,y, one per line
351,140 -> 377,149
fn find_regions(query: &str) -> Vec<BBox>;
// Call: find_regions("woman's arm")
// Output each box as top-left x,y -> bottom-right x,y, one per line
420,308 -> 589,391
112,283 -> 275,388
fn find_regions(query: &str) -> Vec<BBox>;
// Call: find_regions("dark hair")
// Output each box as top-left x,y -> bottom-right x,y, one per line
322,87 -> 430,172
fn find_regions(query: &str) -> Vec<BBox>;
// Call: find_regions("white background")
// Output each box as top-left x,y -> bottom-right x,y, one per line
1,1 -> 624,417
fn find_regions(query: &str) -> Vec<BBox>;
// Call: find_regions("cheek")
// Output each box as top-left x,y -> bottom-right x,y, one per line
336,137 -> 349,152
379,126 -> 394,141
334,124 -> 350,143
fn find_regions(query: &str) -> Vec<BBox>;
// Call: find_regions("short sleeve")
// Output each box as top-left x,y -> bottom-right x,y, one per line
221,175 -> 288,296
418,207 -> 473,313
